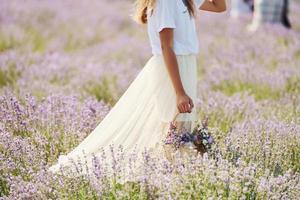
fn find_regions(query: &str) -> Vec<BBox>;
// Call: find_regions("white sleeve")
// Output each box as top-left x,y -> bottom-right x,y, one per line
155,0 -> 176,33
195,0 -> 205,9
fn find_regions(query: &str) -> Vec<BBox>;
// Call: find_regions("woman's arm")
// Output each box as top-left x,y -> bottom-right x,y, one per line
159,28 -> 194,113
199,0 -> 227,12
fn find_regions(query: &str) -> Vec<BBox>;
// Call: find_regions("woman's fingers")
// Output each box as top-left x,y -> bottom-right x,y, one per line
182,104 -> 188,113
189,98 -> 194,109
180,103 -> 184,113
178,103 -> 186,113
177,99 -> 194,113
178,104 -> 184,113
182,102 -> 191,113
186,103 -> 191,113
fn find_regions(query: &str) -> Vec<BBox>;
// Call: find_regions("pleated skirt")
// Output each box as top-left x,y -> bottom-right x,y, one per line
48,54 -> 198,179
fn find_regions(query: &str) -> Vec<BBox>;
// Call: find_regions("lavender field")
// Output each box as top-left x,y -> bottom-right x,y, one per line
1,0 -> 300,199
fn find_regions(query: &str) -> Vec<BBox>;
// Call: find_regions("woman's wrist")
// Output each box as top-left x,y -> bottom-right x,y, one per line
176,88 -> 186,96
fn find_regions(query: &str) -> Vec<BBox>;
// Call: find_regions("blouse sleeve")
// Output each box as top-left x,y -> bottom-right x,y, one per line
155,0 -> 177,33
195,0 -> 205,9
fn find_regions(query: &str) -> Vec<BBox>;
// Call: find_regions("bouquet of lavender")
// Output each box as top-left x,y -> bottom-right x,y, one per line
163,112 -> 214,154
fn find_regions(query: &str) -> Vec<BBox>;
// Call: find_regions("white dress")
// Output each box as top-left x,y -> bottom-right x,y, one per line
48,0 -> 205,180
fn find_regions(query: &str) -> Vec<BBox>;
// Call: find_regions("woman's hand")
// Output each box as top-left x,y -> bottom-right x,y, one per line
176,92 -> 194,113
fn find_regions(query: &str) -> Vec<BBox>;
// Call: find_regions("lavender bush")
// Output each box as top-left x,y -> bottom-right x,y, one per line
0,0 -> 300,199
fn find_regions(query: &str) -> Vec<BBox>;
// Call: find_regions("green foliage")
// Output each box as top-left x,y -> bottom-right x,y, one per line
212,80 -> 282,101
25,26 -> 47,52
285,75 -> 300,95
198,108 -> 243,134
0,32 -> 21,52
0,63 -> 21,89
0,26 -> 46,52
0,175 -> 10,197
82,75 -> 118,106
293,49 -> 300,61
62,24 -> 105,52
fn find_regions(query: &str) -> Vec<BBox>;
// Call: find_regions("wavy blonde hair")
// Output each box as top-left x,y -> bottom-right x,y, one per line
132,0 -> 196,24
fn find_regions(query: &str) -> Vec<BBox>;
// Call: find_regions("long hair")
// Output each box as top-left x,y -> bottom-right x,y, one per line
132,0 -> 196,24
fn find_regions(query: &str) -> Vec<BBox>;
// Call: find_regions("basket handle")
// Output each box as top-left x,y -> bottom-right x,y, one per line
171,111 -> 181,123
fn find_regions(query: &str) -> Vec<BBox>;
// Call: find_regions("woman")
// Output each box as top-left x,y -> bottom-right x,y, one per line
49,0 -> 226,176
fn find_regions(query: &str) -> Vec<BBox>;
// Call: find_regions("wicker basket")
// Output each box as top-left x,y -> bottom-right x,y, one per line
162,112 -> 200,163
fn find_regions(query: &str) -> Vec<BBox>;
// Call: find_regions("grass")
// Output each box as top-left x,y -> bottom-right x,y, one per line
211,80 -> 282,101
0,176 -> 9,197
0,63 -> 22,89
82,75 -> 119,106
25,26 -> 47,52
0,32 -> 21,52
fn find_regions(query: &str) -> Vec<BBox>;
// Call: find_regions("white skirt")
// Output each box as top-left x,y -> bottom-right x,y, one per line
48,54 -> 198,178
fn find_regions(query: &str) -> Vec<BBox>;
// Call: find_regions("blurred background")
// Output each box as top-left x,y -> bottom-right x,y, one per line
0,0 -> 300,199
0,0 -> 299,104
